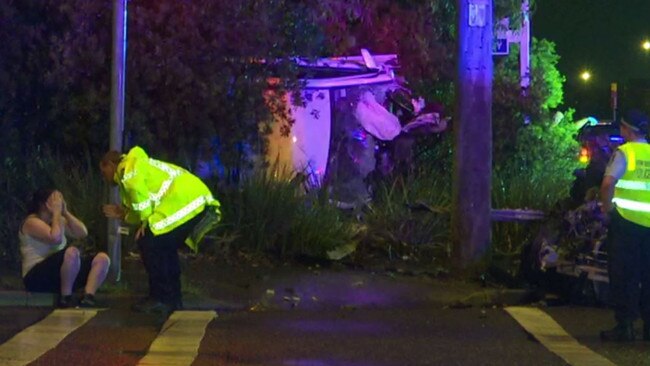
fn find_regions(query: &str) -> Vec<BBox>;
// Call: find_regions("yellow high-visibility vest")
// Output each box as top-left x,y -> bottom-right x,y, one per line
613,142 -> 650,227
115,146 -> 220,250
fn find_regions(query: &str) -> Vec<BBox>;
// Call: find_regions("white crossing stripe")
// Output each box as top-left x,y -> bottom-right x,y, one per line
138,310 -> 217,366
0,309 -> 99,366
505,307 -> 616,366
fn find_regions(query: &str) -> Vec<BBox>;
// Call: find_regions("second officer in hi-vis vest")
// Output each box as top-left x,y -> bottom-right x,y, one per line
600,109 -> 650,342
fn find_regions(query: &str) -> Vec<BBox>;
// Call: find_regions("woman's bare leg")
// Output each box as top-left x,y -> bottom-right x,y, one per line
84,252 -> 110,295
60,247 -> 81,296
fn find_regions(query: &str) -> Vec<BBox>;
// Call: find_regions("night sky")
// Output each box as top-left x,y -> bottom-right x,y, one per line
533,0 -> 650,120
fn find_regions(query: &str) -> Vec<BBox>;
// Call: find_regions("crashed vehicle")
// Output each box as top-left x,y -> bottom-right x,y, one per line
524,118 -> 623,304
570,118 -> 623,204
266,49 -> 448,208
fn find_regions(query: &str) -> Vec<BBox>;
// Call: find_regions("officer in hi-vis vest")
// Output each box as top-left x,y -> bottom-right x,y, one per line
600,109 -> 650,342
101,146 -> 221,315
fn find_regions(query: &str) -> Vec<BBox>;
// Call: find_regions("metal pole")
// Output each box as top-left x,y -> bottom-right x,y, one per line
108,0 -> 127,282
520,0 -> 530,91
611,82 -> 618,121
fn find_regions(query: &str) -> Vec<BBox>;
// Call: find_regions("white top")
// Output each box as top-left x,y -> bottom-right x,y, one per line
19,229 -> 66,277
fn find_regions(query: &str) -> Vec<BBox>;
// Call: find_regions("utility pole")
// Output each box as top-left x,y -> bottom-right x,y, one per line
108,0 -> 127,282
452,0 -> 493,267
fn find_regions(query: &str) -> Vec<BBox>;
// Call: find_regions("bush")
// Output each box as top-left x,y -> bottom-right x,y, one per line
214,167 -> 356,259
362,167 -> 451,265
490,111 -> 581,281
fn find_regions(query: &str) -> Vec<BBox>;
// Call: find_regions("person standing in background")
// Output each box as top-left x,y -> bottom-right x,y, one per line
600,109 -> 650,342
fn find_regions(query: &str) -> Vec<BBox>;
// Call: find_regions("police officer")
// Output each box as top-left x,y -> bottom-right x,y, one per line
100,146 -> 221,314
600,109 -> 650,341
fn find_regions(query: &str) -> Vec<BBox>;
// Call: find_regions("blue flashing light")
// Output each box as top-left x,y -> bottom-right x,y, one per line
352,129 -> 367,142
609,135 -> 624,143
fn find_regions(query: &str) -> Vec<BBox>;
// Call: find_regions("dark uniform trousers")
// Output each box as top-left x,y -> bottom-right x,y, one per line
607,210 -> 650,325
137,211 -> 204,306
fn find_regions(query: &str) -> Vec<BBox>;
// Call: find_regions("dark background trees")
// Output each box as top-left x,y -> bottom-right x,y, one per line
1,0 -> 537,166
0,0 -> 573,269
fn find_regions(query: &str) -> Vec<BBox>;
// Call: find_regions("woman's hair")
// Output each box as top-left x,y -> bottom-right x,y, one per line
28,188 -> 55,214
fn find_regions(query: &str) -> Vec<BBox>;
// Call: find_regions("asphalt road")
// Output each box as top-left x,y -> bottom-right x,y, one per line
193,306 -> 566,366
4,301 -> 650,365
0,304 -> 565,366
2,262 -> 650,365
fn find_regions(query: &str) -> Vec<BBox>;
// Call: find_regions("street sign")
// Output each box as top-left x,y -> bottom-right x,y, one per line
493,17 -> 510,56
493,35 -> 509,56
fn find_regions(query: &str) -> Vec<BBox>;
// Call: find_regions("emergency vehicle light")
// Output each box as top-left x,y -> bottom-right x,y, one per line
609,135 -> 624,143
579,147 -> 589,164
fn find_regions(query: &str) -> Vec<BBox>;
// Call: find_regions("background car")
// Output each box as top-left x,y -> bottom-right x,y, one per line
570,119 -> 623,204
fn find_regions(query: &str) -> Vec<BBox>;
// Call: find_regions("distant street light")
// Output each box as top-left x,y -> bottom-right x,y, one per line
580,70 -> 592,82
642,40 -> 650,52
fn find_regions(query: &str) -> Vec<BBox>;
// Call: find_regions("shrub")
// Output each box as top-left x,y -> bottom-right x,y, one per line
490,111 -> 581,280
214,167 -> 356,259
362,167 -> 452,265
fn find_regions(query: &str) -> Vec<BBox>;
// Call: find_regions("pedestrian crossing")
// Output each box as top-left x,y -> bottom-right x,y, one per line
0,309 -> 99,366
0,305 -> 632,365
506,306 -> 616,366
137,310 -> 216,366
0,308 -> 216,366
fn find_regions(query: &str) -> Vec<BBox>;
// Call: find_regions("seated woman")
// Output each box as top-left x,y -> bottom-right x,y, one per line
19,188 -> 110,308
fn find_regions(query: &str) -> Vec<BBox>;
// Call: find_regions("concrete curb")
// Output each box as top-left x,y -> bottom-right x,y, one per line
0,291 -> 56,307
0,290 -> 248,311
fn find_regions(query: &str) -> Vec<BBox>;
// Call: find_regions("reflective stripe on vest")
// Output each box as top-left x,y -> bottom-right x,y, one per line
614,143 -> 650,227
124,158 -> 183,212
151,195 -> 215,232
615,179 -> 650,191
612,197 -> 650,213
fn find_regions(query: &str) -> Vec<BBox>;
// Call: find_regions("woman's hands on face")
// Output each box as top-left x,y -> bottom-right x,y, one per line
46,191 -> 64,214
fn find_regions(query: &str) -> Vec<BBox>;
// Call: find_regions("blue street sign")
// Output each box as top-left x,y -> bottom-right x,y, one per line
493,36 -> 509,56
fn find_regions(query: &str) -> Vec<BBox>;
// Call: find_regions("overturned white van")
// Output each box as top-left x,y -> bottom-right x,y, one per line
266,49 -> 447,206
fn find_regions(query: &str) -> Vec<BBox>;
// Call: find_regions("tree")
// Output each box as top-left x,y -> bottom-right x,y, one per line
493,38 -> 567,164
309,0 -> 456,102
43,1 -> 327,167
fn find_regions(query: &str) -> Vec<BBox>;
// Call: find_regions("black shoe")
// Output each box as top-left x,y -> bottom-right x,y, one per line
643,323 -> 650,341
600,323 -> 636,342
79,294 -> 98,308
57,295 -> 75,309
131,298 -> 171,314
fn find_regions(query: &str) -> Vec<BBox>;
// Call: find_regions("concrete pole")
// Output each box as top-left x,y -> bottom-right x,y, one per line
452,0 -> 493,268
108,0 -> 127,282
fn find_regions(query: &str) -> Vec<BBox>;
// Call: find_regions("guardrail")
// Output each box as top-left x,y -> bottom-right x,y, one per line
491,209 -> 546,222
407,202 -> 546,222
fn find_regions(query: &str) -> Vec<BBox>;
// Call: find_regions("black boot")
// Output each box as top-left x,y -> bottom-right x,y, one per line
79,293 -> 98,308
600,323 -> 635,342
57,294 -> 75,309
